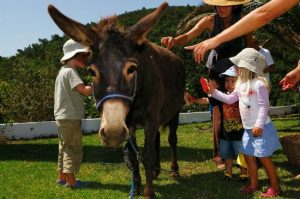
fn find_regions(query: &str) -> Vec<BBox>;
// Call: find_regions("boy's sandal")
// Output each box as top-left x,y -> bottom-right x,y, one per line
56,179 -> 66,185
224,173 -> 238,182
239,174 -> 248,182
65,179 -> 87,189
240,185 -> 259,194
260,187 -> 280,198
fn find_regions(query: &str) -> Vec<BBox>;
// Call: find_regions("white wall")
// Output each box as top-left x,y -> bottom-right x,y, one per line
0,106 -> 296,140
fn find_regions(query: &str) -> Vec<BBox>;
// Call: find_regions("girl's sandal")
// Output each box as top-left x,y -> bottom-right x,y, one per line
260,187 -> 280,198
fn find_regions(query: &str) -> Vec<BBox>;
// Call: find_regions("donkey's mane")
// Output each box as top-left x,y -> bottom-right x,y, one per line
92,15 -> 125,38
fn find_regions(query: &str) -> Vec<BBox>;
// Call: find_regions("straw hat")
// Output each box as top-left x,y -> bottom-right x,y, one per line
229,48 -> 266,76
60,39 -> 90,64
203,0 -> 251,6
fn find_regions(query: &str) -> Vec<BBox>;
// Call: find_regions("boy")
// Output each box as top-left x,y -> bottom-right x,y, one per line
54,39 -> 92,188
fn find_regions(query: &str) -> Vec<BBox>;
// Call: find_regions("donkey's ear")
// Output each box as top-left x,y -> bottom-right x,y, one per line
127,2 -> 168,45
48,5 -> 97,47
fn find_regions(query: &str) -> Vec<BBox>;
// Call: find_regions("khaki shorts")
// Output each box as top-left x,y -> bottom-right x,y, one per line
56,119 -> 83,173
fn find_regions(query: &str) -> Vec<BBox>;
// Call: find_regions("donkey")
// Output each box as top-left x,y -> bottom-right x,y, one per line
48,3 -> 185,198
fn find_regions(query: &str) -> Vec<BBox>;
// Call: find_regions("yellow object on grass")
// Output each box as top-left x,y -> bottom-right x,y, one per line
237,153 -> 247,169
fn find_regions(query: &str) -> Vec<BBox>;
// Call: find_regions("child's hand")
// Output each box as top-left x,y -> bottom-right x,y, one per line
252,127 -> 263,137
208,81 -> 217,94
184,91 -> 196,105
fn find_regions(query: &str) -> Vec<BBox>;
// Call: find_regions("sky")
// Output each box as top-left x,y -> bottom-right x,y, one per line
0,0 -> 203,57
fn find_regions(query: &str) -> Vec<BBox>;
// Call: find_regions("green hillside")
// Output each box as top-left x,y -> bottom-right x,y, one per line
0,5 -> 299,123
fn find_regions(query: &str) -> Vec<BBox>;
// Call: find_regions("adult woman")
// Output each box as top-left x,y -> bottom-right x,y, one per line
185,0 -> 299,64
161,0 -> 253,168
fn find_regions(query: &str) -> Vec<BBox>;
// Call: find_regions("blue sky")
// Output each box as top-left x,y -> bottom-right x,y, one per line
0,0 -> 203,57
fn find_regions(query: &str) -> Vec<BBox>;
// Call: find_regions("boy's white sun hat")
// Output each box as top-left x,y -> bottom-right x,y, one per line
229,48 -> 266,76
60,39 -> 90,64
219,66 -> 237,77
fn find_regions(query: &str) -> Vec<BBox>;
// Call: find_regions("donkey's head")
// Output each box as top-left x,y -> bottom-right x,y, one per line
48,3 -> 168,147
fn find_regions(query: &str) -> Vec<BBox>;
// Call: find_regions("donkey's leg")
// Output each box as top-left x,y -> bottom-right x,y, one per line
168,113 -> 180,177
143,121 -> 158,199
153,132 -> 161,179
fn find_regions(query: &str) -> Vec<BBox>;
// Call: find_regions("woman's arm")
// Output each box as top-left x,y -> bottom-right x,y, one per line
185,0 -> 299,62
161,15 -> 214,49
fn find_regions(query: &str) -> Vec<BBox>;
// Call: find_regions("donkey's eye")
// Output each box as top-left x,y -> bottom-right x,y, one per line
127,65 -> 136,74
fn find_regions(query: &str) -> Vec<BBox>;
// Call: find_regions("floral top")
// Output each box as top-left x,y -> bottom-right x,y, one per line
221,100 -> 244,140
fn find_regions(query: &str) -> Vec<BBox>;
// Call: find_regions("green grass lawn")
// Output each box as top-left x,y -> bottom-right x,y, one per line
0,115 -> 299,199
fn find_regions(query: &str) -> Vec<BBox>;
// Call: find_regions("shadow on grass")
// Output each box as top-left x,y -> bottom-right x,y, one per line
95,170 -> 300,199
0,144 -> 212,164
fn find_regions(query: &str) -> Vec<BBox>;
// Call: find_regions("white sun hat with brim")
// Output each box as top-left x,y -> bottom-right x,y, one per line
229,48 -> 266,76
219,66 -> 237,77
203,0 -> 251,6
60,39 -> 90,64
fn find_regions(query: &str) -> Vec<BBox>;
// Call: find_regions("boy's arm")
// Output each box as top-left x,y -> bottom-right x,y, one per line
75,83 -> 92,96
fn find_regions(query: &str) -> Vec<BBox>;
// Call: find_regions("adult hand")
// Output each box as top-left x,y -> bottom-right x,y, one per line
279,65 -> 300,91
184,37 -> 220,64
161,36 -> 176,50
252,127 -> 263,137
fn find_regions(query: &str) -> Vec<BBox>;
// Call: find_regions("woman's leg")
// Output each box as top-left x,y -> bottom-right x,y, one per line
258,157 -> 280,190
212,106 -> 224,169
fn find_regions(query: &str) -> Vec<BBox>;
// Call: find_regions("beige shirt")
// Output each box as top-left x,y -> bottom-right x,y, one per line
54,66 -> 84,120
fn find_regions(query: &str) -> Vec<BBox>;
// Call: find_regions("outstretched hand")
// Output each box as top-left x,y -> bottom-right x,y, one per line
279,64 -> 300,91
184,37 -> 220,64
161,36 -> 176,50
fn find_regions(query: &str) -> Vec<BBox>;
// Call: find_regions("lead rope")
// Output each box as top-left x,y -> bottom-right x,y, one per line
130,172 -> 134,199
123,134 -> 174,198
123,135 -> 141,199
